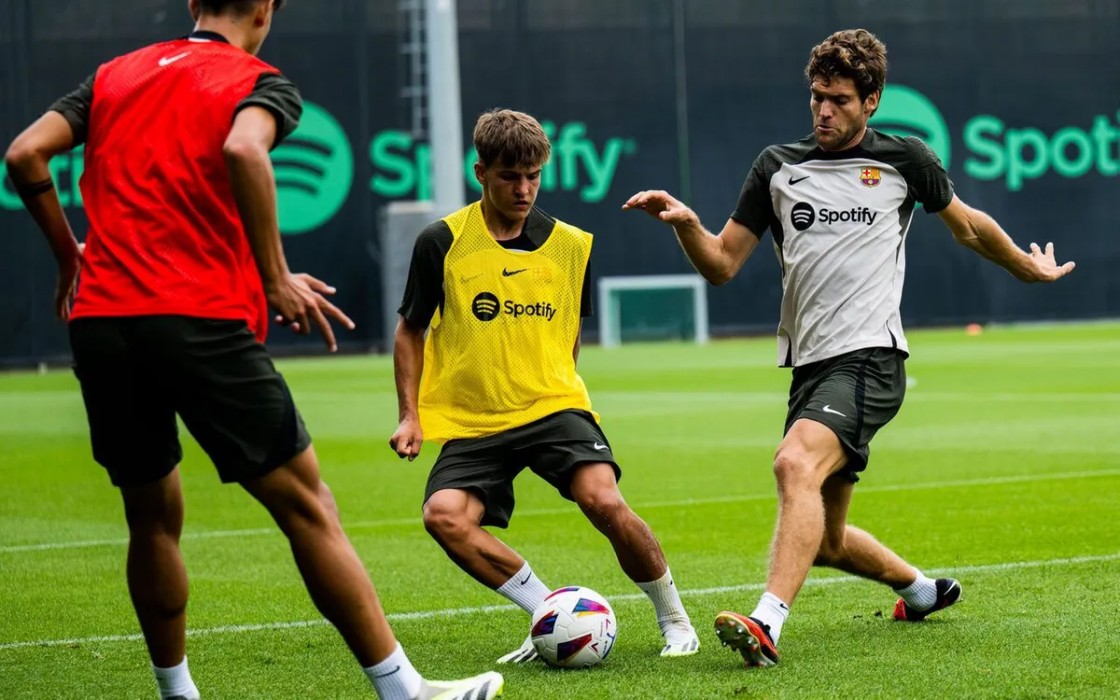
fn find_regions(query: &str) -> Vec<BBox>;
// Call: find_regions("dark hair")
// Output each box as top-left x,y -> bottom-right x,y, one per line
473,109 -> 552,169
805,29 -> 887,101
197,0 -> 285,16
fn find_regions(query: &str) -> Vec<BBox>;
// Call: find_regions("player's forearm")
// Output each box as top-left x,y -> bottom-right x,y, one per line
959,208 -> 1035,282
672,220 -> 738,285
393,318 -> 425,421
225,142 -> 289,288
5,149 -> 81,262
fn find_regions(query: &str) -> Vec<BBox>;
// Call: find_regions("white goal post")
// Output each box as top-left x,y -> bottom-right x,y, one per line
597,274 -> 710,348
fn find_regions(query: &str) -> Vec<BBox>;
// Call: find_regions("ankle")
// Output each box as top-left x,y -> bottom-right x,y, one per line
893,570 -> 938,610
152,656 -> 199,700
636,568 -> 692,631
749,592 -> 790,644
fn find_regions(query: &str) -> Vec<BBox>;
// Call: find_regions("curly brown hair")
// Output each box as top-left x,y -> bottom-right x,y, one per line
805,29 -> 887,101
473,109 -> 551,169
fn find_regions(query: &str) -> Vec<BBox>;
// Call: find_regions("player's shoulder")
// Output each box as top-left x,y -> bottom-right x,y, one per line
533,207 -> 595,250
417,219 -> 454,249
101,39 -> 181,69
863,129 -> 942,168
761,134 -> 818,159
753,135 -> 818,173
244,52 -> 283,74
103,37 -> 276,74
534,206 -> 590,239
529,205 -> 558,230
246,71 -> 300,101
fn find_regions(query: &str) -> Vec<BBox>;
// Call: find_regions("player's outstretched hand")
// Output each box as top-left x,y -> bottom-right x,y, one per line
389,417 -> 423,461
1025,242 -> 1076,282
268,272 -> 356,352
53,245 -> 83,321
622,190 -> 699,227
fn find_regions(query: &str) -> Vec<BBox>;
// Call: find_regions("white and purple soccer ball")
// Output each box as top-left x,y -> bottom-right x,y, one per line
530,586 -> 617,668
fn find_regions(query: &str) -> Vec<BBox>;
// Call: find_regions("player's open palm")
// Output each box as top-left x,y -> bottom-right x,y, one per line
389,416 -> 423,461
1026,242 -> 1076,282
267,272 -> 355,352
622,190 -> 699,227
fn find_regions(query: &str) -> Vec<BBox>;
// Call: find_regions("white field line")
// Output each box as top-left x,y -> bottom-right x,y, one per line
4,468 -> 1120,555
1,551 -> 1116,652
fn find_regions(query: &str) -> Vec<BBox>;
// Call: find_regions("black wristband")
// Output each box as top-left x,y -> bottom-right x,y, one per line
14,177 -> 56,200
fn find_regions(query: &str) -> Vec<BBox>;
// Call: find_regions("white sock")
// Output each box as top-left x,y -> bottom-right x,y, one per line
496,561 -> 551,614
894,570 -> 938,610
635,568 -> 692,639
749,591 -> 790,644
363,643 -> 423,700
152,656 -> 199,700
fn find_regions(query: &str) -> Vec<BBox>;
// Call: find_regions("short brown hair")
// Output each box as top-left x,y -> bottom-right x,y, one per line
473,109 -> 551,169
805,29 -> 887,101
198,0 -> 284,16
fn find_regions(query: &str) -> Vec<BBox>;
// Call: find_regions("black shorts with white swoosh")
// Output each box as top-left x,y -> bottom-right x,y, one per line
784,347 -> 906,481
424,409 -> 620,528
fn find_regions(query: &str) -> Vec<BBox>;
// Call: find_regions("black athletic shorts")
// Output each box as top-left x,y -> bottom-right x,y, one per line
424,409 -> 621,528
785,347 -> 906,482
69,316 -> 311,488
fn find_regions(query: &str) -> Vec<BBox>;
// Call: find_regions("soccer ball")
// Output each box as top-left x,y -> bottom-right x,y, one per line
530,586 -> 617,668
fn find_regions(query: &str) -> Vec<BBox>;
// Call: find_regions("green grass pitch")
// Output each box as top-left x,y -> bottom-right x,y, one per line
1,322 -> 1118,699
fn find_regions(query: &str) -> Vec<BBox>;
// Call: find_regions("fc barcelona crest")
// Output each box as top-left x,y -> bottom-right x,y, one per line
859,167 -> 881,187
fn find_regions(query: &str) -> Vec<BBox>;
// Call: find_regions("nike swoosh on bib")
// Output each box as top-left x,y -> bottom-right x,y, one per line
158,52 -> 190,67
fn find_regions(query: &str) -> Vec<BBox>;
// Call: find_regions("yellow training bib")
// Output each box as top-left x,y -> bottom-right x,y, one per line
419,202 -> 596,442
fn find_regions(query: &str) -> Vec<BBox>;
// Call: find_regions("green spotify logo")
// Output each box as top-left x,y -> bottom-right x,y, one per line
272,101 -> 353,235
870,84 -> 953,168
871,84 -> 1120,191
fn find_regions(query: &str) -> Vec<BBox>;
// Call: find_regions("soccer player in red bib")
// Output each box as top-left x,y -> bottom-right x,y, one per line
4,2 -> 501,698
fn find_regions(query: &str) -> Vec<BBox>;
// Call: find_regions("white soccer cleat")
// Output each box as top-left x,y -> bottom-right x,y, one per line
495,635 -> 539,664
420,670 -> 504,700
660,625 -> 701,657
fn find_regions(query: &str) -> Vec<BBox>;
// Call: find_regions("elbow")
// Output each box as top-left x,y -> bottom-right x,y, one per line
701,239 -> 746,286
2,144 -> 20,171
4,136 -> 42,176
222,137 -> 268,168
702,259 -> 738,286
704,270 -> 734,286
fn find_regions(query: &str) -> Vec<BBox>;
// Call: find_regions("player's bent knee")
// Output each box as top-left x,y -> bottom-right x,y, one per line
575,489 -> 626,524
772,450 -> 817,490
422,498 -> 474,542
570,461 -> 620,496
280,503 -> 336,539
258,483 -> 337,539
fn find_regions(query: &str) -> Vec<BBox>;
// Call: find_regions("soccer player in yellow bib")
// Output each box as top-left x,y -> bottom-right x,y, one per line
390,109 -> 699,663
